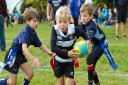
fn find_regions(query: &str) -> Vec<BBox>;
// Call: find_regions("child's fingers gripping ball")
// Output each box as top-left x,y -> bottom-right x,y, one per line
73,40 -> 89,58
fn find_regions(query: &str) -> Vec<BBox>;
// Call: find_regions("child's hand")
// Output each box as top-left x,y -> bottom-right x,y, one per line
48,52 -> 55,58
32,58 -> 40,69
68,50 -> 79,58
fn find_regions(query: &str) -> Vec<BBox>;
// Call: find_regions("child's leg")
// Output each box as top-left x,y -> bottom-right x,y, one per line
56,76 -> 64,85
65,77 -> 74,85
86,53 -> 96,85
20,62 -> 33,85
0,78 -> 7,85
92,60 -> 100,85
115,22 -> 121,39
0,72 -> 17,85
122,22 -> 127,37
86,46 -> 103,85
7,73 -> 17,85
93,71 -> 100,85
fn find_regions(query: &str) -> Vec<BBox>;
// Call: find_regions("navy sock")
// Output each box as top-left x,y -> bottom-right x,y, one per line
22,78 -> 30,85
0,78 -> 7,85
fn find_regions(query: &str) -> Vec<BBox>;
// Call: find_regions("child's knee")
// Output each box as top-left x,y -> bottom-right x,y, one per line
27,72 -> 34,79
86,58 -> 95,71
87,64 -> 95,71
86,57 -> 94,65
9,80 -> 16,85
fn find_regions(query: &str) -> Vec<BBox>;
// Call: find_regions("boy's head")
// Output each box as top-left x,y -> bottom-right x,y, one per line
55,6 -> 71,32
23,7 -> 39,29
80,4 -> 93,24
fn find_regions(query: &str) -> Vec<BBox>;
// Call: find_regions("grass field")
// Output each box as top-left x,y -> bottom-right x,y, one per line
0,22 -> 128,85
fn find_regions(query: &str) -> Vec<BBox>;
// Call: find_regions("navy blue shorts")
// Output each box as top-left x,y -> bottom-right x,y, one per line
4,48 -> 27,74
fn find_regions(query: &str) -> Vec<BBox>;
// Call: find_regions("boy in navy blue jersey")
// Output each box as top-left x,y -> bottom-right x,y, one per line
80,4 -> 117,85
0,7 -> 54,85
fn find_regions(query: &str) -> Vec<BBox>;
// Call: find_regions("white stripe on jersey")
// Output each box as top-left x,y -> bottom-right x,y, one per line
55,55 -> 73,63
57,39 -> 75,47
54,24 -> 76,47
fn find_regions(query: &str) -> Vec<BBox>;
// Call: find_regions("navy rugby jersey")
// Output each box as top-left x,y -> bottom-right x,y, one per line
80,19 -> 106,46
12,25 -> 42,53
51,24 -> 86,59
48,0 -> 67,19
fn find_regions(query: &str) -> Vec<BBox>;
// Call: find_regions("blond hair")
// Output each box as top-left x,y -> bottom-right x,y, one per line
80,4 -> 93,15
55,6 -> 71,21
23,7 -> 39,21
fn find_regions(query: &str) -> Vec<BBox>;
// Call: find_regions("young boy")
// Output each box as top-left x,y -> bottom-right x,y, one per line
50,6 -> 86,85
80,4 -> 116,85
0,7 -> 54,85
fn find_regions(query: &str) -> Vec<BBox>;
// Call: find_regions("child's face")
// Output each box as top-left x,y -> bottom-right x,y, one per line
27,18 -> 38,30
80,12 -> 92,24
56,17 -> 70,32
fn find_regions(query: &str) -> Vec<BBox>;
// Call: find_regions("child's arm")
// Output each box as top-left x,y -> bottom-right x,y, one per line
75,26 -> 89,40
39,44 -> 54,57
22,43 -> 40,69
75,26 -> 91,48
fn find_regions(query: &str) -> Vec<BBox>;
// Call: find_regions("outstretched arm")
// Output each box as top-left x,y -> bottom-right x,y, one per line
39,44 -> 54,57
22,43 -> 40,69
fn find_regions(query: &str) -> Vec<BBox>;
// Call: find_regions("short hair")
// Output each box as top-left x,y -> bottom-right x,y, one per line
55,6 -> 71,21
80,4 -> 93,15
23,7 -> 39,21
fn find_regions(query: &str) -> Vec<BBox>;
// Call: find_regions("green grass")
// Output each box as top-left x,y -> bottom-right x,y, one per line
0,22 -> 128,85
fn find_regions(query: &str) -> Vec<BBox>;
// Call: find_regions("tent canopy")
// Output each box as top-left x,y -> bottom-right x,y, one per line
6,0 -> 23,14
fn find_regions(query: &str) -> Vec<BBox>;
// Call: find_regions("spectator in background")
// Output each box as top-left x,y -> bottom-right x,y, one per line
113,0 -> 128,39
98,3 -> 109,24
47,0 -> 67,24
93,3 -> 102,23
6,9 -> 13,28
107,8 -> 115,25
14,9 -> 22,24
69,0 -> 83,26
0,0 -> 8,51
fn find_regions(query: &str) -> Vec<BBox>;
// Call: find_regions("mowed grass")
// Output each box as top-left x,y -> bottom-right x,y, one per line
0,22 -> 128,85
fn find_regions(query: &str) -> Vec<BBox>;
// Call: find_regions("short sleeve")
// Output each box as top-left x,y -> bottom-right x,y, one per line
19,32 -> 30,45
33,33 -> 42,47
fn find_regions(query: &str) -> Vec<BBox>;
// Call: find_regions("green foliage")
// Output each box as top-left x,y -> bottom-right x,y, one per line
20,0 -> 47,21
93,0 -> 99,7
